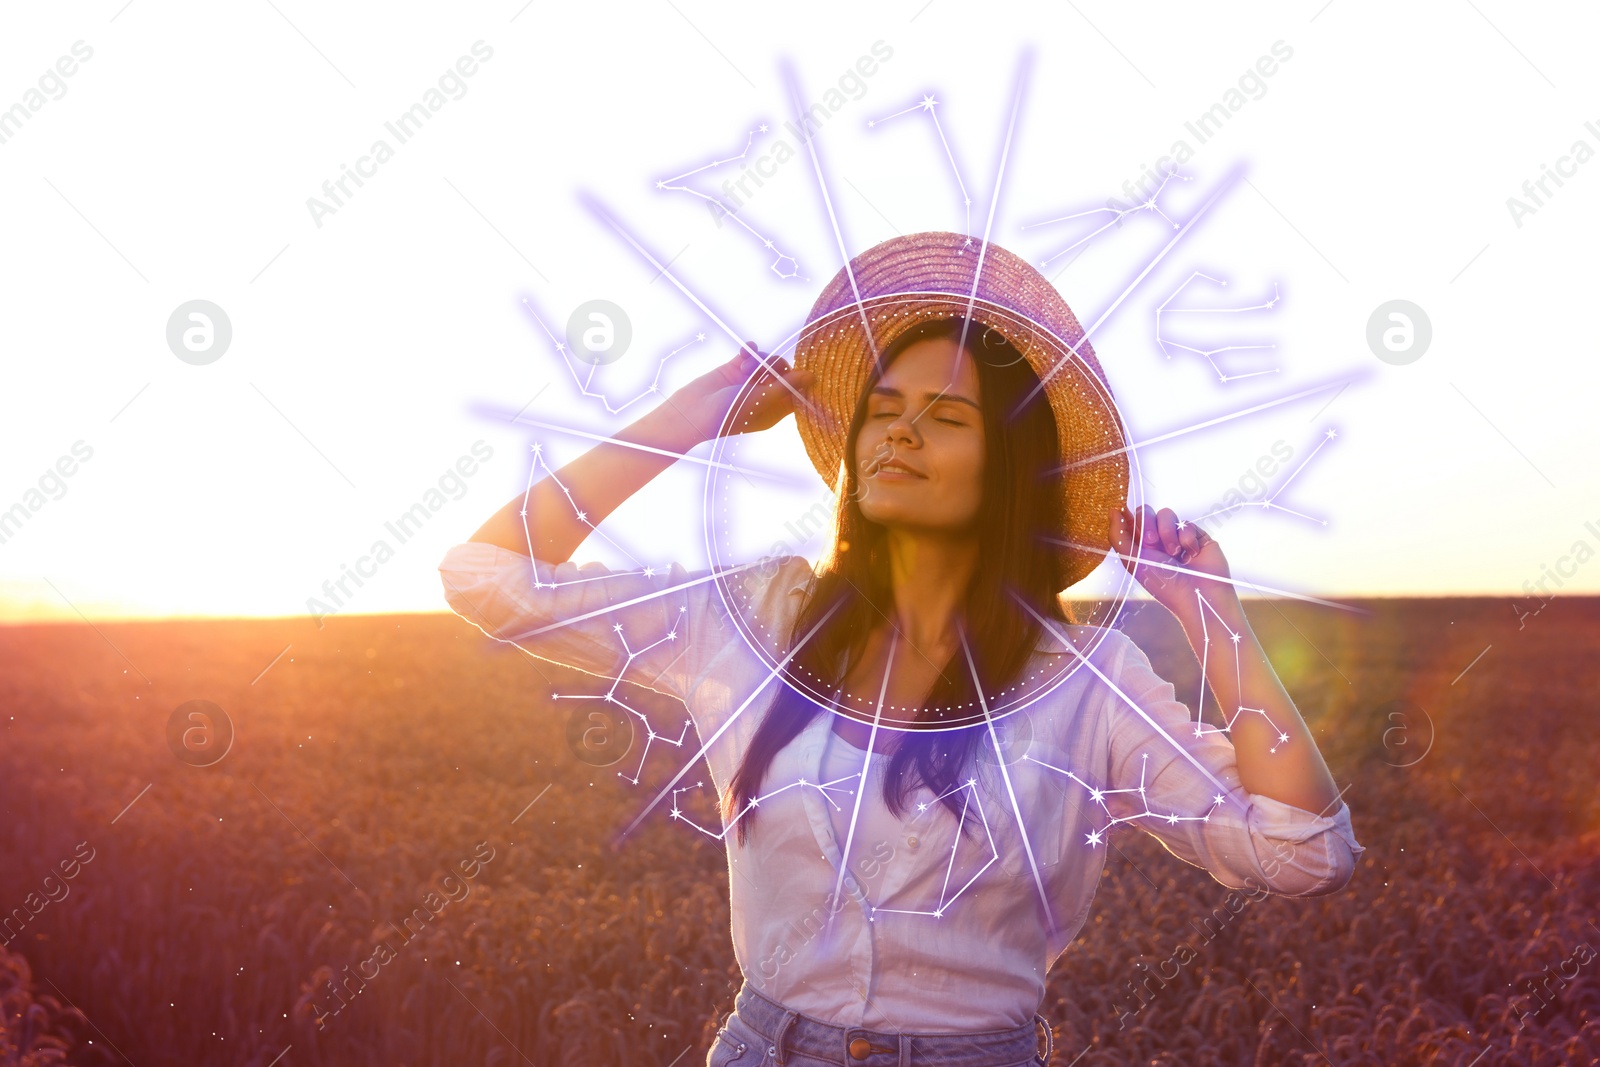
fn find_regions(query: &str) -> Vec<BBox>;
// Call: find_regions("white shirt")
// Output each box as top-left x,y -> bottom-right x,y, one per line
437,542 -> 1365,1032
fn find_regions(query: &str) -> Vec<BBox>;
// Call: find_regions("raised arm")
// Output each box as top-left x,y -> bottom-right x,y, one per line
1108,504 -> 1340,813
469,342 -> 813,560
1097,504 -> 1361,897
438,342 -> 815,716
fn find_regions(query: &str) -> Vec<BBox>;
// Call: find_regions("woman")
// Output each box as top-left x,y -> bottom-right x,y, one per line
441,232 -> 1364,1066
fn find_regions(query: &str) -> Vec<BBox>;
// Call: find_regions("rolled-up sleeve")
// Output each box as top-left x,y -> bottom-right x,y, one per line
1100,630 -> 1365,897
437,542 -> 739,706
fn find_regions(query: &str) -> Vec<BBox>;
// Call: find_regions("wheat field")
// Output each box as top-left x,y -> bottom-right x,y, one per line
2,596 -> 1597,1065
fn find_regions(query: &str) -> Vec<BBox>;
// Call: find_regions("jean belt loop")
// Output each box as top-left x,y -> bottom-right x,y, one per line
1033,1012 -> 1053,1065
897,1031 -> 911,1067
771,1008 -> 800,1066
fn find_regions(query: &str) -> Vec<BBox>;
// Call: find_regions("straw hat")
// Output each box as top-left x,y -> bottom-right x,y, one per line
790,230 -> 1129,590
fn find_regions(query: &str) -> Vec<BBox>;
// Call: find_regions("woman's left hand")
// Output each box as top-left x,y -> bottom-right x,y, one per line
1108,505 -> 1233,621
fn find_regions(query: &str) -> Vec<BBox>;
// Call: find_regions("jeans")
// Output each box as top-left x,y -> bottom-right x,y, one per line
706,983 -> 1051,1067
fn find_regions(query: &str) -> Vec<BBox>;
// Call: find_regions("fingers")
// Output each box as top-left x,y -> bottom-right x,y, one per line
1134,504 -> 1158,550
735,344 -> 816,429
1150,508 -> 1180,556
1152,507 -> 1181,556
720,346 -> 756,384
752,366 -> 812,401
1116,505 -> 1195,559
734,342 -> 817,394
1176,519 -> 1201,559
720,343 -> 776,391
746,349 -> 813,405
741,343 -> 793,379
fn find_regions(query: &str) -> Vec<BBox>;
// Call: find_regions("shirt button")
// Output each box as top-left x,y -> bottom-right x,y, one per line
905,834 -> 920,851
849,1037 -> 873,1059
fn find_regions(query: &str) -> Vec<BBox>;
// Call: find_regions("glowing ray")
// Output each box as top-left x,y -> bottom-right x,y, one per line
780,57 -> 884,373
781,51 -> 1029,443
474,406 -> 789,480
822,630 -> 897,939
1051,375 -> 1363,475
901,53 -> 1030,431
1262,426 -> 1335,502
1009,594 -> 1248,811
671,679 -> 1003,921
959,626 -> 1057,936
1042,535 -> 1367,615
500,551 -> 771,644
865,92 -> 972,243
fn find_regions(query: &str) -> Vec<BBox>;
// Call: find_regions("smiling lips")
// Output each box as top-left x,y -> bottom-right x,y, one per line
872,460 -> 924,479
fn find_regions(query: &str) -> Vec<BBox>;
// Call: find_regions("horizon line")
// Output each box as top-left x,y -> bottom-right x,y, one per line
0,590 -> 1585,627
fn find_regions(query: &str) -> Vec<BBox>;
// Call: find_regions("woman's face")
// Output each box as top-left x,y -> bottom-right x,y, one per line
851,336 -> 986,533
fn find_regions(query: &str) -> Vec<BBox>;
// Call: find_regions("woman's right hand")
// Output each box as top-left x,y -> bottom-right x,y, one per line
668,341 -> 814,440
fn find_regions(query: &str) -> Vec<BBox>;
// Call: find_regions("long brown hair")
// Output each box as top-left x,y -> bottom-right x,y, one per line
723,316 -> 1078,845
